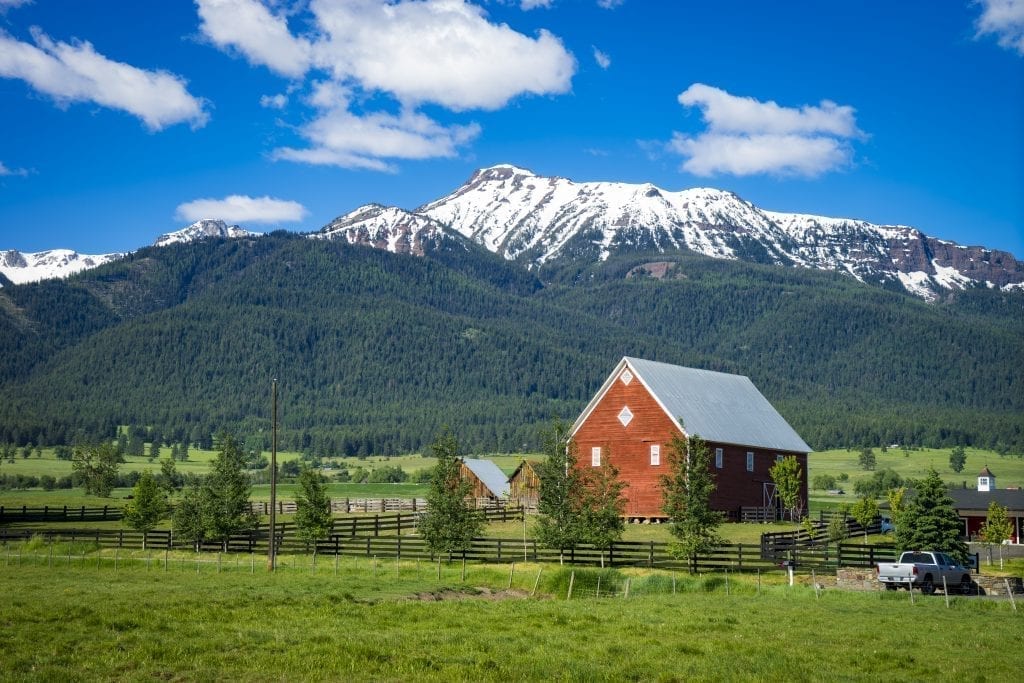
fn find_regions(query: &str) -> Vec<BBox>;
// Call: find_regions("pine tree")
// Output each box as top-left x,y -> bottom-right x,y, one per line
660,432 -> 723,570
895,468 -> 968,563
295,466 -> 333,555
202,432 -> 258,552
123,471 -> 168,548
858,447 -> 876,471
418,430 -> 483,556
949,445 -> 967,473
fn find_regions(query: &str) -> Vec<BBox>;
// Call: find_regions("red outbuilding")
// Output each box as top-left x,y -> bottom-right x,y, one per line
570,357 -> 811,521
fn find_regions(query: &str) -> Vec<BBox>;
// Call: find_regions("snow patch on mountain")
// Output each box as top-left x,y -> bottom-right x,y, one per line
153,219 -> 257,247
0,249 -> 124,286
314,204 -> 462,256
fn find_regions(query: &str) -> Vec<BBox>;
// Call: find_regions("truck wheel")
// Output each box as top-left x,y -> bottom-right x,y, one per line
884,583 -> 897,591
920,576 -> 935,595
959,576 -> 972,595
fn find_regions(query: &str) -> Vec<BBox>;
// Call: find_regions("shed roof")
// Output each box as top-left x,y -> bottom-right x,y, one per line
573,357 -> 811,453
461,458 -> 509,497
948,488 -> 1024,512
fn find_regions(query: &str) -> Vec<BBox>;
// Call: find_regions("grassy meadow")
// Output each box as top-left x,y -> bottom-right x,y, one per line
1,547 -> 1021,681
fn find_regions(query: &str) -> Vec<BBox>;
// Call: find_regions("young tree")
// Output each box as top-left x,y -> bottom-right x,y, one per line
123,471 -> 168,549
886,486 -> 906,529
949,445 -> 967,474
158,457 -> 180,495
295,466 -> 333,556
849,495 -> 879,541
858,447 -> 876,471
660,432 -> 723,570
769,455 -> 804,522
417,429 -> 483,556
894,468 -> 969,563
72,442 -> 123,497
578,459 -> 626,566
826,511 -> 848,555
534,420 -> 587,563
172,482 -> 206,552
979,501 -> 1013,569
202,433 -> 258,552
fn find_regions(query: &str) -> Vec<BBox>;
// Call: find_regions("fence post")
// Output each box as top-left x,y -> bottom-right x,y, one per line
103,505 -> 108,520
375,514 -> 380,537
118,530 -> 123,548
497,539 -> 502,562
397,512 -> 402,537
649,541 -> 654,568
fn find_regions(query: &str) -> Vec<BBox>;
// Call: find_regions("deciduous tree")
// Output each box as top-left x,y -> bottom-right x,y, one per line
172,482 -> 206,552
418,429 -> 482,556
769,455 -> 803,522
123,471 -> 168,548
979,501 -> 1013,569
660,432 -> 723,570
578,458 -> 626,565
850,495 -> 878,541
295,466 -> 332,555
72,442 -> 122,497
535,420 -> 586,564
858,447 -> 876,471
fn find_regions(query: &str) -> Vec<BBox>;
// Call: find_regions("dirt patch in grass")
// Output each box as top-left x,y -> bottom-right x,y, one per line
410,587 -> 532,602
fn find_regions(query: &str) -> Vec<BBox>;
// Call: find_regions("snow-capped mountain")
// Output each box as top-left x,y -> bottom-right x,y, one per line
315,204 -> 460,256
153,219 -> 257,247
338,164 -> 1019,301
0,248 -> 124,286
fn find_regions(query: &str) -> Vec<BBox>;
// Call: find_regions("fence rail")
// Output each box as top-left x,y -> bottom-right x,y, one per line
0,505 -> 123,522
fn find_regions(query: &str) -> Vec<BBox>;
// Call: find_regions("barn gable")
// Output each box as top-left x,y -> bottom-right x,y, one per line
509,460 -> 542,509
572,357 -> 811,453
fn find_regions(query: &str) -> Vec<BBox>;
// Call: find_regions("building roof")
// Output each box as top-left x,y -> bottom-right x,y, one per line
573,357 -> 812,453
978,466 -> 995,478
461,458 -> 509,497
948,488 -> 1024,512
509,459 -> 542,480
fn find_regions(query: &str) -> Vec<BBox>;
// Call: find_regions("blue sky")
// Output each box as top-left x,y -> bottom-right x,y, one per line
1,0 -> 1021,257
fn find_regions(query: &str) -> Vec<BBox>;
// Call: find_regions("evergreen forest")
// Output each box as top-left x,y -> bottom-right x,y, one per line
0,233 -> 1021,456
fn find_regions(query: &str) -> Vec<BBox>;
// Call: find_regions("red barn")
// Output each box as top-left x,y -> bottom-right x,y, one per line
570,357 -> 811,521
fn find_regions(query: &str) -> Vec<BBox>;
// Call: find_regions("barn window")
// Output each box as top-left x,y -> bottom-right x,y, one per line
592,447 -> 601,467
776,454 -> 784,463
650,444 -> 660,466
715,448 -> 723,469
746,452 -> 754,471
620,369 -> 633,385
617,406 -> 634,427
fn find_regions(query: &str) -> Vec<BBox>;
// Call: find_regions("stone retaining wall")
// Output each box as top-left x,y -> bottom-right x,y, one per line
836,568 -> 1023,595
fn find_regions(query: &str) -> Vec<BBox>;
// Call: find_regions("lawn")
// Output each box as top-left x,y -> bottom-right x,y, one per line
0,551 -> 1019,681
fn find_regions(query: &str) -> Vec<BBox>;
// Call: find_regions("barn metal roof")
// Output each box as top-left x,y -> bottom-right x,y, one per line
461,458 -> 510,497
574,357 -> 811,453
947,488 -> 1024,512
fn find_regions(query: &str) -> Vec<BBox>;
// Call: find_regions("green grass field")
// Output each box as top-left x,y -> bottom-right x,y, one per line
0,549 -> 1019,681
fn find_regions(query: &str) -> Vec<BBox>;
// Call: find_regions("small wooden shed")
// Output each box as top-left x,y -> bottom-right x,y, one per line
459,458 -> 509,504
508,460 -> 542,510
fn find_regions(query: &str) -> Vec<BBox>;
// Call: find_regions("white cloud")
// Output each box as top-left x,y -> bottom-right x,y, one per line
0,160 -> 29,176
670,83 -> 863,177
196,1 -> 575,170
175,194 -> 308,223
593,46 -> 611,69
0,0 -> 32,10
260,93 -> 288,109
310,0 -> 575,111
195,0 -> 312,78
597,0 -> 624,8
0,28 -> 208,131
974,0 -> 1024,55
520,0 -> 554,9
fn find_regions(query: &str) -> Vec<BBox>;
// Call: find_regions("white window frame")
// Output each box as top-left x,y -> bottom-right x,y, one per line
650,444 -> 660,466
746,451 -> 754,472
592,446 -> 601,467
776,454 -> 784,463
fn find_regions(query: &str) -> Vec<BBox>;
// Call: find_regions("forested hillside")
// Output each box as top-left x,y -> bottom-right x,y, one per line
0,234 -> 1020,455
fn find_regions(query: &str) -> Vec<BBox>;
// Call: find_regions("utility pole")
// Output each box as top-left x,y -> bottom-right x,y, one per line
268,379 -> 278,571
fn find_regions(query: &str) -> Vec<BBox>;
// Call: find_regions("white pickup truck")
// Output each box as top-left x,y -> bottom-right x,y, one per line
876,551 -> 973,594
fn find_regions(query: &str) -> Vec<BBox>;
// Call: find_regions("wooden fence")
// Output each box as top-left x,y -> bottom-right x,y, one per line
0,505 -> 123,522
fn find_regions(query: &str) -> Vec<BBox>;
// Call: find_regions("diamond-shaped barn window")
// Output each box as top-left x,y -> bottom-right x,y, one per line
618,406 -> 634,427
620,370 -> 633,385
